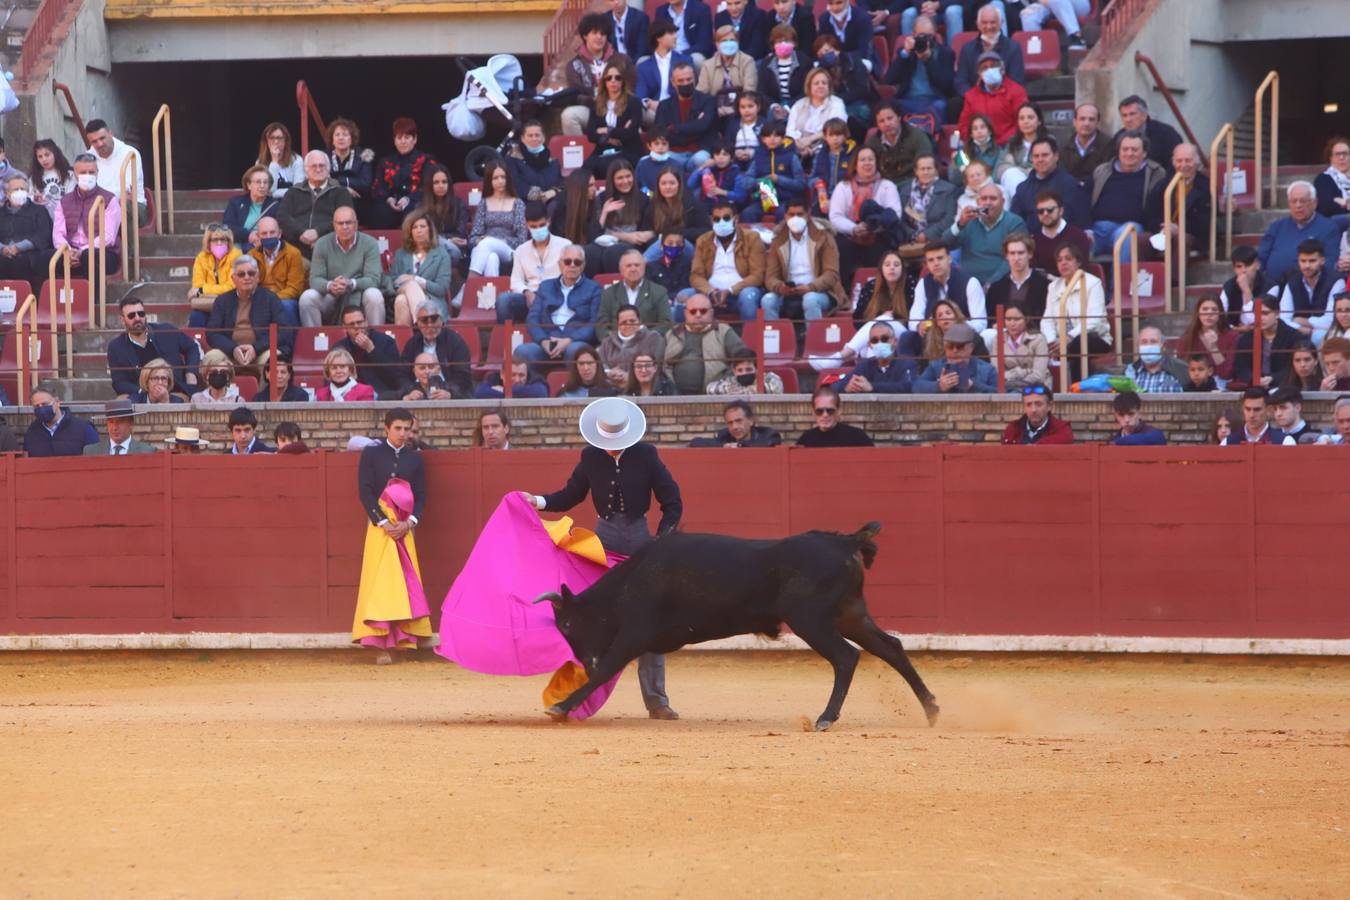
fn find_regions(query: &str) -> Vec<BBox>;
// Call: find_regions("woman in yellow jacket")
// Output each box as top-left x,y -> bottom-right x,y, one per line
188,223 -> 241,328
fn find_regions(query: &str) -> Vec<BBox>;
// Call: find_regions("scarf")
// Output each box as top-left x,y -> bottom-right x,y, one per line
329,378 -> 359,401
850,174 -> 878,221
1323,165 -> 1350,201
908,180 -> 935,229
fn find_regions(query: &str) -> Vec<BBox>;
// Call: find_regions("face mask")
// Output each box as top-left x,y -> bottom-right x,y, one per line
34,404 -> 56,424
719,40 -> 739,57
77,174 -> 98,192
786,215 -> 807,235
676,83 -> 695,98
713,219 -> 735,238
8,190 -> 28,208
1139,344 -> 1163,365
210,244 -> 229,261
981,67 -> 1003,88
529,225 -> 551,243
526,142 -> 546,155
650,151 -> 669,162
821,51 -> 838,67
260,236 -> 281,252
663,245 -> 684,262
735,372 -> 756,386
207,371 -> 230,390
872,341 -> 894,360
774,41 -> 794,59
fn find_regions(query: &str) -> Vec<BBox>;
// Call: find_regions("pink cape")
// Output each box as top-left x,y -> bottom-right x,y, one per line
435,493 -> 622,719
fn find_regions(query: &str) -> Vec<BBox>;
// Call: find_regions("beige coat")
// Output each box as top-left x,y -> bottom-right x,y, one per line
763,221 -> 847,308
998,331 -> 1052,389
665,322 -> 747,390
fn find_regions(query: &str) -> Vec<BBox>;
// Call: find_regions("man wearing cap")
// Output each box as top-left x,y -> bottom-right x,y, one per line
957,51 -> 1028,146
83,400 -> 156,455
523,397 -> 684,721
913,322 -> 999,393
1268,387 -> 1315,445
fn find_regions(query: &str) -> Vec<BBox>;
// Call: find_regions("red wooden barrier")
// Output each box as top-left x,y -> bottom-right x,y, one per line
2,446 -> 1347,639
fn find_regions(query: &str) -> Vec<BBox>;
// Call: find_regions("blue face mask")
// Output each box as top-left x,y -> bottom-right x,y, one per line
1139,344 -> 1163,365
981,67 -> 1003,88
872,341 -> 894,360
525,142 -> 546,155
650,151 -> 669,162
821,51 -> 838,67
260,236 -> 281,252
713,219 -> 736,238
719,40 -> 739,57
663,245 -> 684,262
529,225 -> 551,243
34,404 -> 56,424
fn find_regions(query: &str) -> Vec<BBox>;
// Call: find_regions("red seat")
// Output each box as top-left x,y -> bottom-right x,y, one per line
0,329 -> 56,404
644,0 -> 663,20
546,369 -> 569,396
458,275 -> 511,324
477,323 -> 531,378
186,328 -> 210,358
362,230 -> 402,255
766,365 -> 801,394
39,280 -> 93,329
872,35 -> 890,68
1115,261 -> 1168,316
0,280 -> 34,328
233,374 -> 259,400
849,266 -> 877,313
291,327 -> 346,378
1013,30 -> 1060,79
938,124 -> 958,163
447,322 -> 483,366
549,135 -> 596,176
375,325 -> 412,350
1214,160 -> 1256,209
594,273 -> 622,287
741,318 -> 799,367
803,317 -> 857,360
454,181 -> 483,216
949,31 -> 978,67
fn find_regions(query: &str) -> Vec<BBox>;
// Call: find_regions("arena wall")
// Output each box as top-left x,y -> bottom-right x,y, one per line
1,445 -> 1345,643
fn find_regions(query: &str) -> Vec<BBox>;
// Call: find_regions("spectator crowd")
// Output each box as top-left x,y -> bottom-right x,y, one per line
3,1 -> 1348,453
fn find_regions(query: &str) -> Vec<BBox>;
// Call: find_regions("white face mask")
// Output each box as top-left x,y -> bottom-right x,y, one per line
786,215 -> 807,235
76,174 -> 98,192
7,190 -> 29,208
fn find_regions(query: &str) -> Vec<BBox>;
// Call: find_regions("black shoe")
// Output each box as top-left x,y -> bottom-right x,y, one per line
1067,33 -> 1088,50
648,705 -> 680,720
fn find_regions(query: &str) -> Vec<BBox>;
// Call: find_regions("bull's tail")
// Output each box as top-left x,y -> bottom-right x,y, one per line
853,521 -> 882,569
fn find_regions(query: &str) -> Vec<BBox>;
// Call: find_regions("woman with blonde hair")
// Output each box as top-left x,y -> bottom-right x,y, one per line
130,358 -> 186,404
384,210 -> 453,325
316,348 -> 376,401
921,299 -> 988,367
192,349 -> 241,406
221,165 -> 278,249
256,122 -> 304,197
188,224 -> 241,328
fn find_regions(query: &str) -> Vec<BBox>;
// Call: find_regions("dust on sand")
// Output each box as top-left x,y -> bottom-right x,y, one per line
2,650 -> 1347,897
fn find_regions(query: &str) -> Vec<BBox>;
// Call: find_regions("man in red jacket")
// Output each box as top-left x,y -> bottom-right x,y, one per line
1002,384 -> 1075,444
958,52 -> 1029,145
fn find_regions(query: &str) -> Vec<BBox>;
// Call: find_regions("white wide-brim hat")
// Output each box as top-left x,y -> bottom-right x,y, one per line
163,425 -> 211,447
578,397 -> 646,451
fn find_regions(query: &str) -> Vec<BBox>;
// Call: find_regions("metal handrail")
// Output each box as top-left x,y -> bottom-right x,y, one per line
47,247 -> 72,378
1161,171 -> 1187,314
1253,71 -> 1279,211
1133,52 -> 1208,170
1097,0 -> 1147,49
85,196 -> 107,335
1055,270 -> 1089,394
150,104 -> 175,234
50,80 -> 85,136
15,294 -> 39,396
17,0 -> 75,86
994,304 -> 1006,392
1111,224 -> 1139,361
118,153 -> 141,288
542,0 -> 590,74
1208,123 -> 1234,262
296,81 -> 329,158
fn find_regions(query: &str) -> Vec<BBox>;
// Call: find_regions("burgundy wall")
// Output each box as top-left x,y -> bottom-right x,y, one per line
2,446 -> 1346,639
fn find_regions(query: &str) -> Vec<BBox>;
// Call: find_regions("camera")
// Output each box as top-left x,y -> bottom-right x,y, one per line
913,33 -> 932,54
427,374 -> 447,392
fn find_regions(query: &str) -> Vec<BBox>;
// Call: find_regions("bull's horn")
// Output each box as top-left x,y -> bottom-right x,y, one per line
857,521 -> 882,538
533,592 -> 563,607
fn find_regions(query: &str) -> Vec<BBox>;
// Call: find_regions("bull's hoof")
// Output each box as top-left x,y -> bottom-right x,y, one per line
545,704 -> 569,722
814,717 -> 836,732
923,700 -> 941,727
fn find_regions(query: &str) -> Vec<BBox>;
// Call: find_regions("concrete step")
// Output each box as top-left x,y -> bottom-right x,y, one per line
137,256 -> 195,281
141,234 -> 209,255
1026,75 -> 1073,101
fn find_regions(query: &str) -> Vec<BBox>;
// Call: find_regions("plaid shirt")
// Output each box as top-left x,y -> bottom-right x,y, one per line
1125,363 -> 1184,393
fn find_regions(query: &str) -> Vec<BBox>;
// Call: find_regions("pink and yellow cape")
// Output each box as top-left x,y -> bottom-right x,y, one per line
352,478 -> 433,649
436,492 -> 623,719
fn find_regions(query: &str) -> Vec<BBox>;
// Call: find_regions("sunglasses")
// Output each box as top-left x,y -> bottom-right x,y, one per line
712,215 -> 735,223
814,406 -> 838,415
1035,206 -> 1059,215
561,258 -> 585,266
417,315 -> 442,324
125,310 -> 147,319
686,308 -> 711,316
869,335 -> 892,344
603,74 -> 623,82
1021,385 -> 1049,396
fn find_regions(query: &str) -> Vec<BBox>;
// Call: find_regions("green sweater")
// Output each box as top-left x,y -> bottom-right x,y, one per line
308,232 -> 382,298
952,210 -> 1027,286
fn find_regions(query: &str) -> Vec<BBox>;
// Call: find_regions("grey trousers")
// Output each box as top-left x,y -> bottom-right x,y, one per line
593,515 -> 669,710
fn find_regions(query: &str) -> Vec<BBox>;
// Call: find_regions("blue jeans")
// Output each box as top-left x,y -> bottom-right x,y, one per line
496,291 -> 530,323
900,3 -> 1004,36
514,340 -> 589,363
730,286 -> 765,321
188,309 -> 208,328
670,288 -> 695,323
761,291 -> 834,321
276,298 -> 299,327
1092,220 -> 1144,261
667,150 -> 711,175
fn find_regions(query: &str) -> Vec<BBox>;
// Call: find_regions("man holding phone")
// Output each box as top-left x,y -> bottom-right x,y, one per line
913,322 -> 999,393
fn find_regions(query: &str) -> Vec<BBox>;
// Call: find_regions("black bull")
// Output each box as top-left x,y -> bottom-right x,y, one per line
535,522 -> 940,730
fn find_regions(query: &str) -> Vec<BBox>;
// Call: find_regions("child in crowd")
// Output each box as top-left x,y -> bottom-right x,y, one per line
646,231 -> 694,319
687,141 -> 745,212
726,92 -> 766,167
635,125 -> 672,195
808,118 -> 855,216
1183,353 -> 1219,392
739,119 -> 806,223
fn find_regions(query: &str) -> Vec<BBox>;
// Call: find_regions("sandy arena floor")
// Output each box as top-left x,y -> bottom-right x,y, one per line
1,650 -> 1347,898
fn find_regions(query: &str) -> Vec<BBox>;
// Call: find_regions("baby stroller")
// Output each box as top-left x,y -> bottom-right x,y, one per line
444,55 -> 582,182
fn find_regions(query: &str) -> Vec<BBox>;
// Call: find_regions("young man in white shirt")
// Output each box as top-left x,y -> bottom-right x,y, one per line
499,201 -> 571,324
